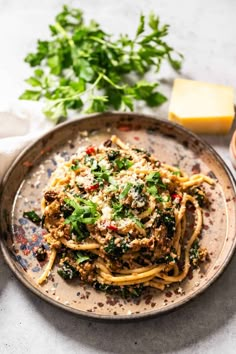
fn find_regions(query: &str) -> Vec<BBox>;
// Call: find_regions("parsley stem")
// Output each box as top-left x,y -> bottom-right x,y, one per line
49,72 -> 104,105
90,36 -> 117,49
101,73 -> 126,90
54,21 -> 75,48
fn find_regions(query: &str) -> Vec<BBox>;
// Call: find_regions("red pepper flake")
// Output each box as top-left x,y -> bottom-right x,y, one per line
117,125 -> 131,132
171,193 -> 182,203
85,146 -> 96,155
23,161 -> 33,167
107,224 -> 118,231
86,183 -> 99,191
134,136 -> 140,141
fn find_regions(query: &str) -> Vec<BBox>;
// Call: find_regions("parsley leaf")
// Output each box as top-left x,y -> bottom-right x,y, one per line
19,90 -> 41,101
112,202 -> 124,220
146,171 -> 167,190
111,202 -> 144,229
119,183 -> 133,199
64,197 -> 100,240
114,157 -> 133,171
70,160 -> 80,171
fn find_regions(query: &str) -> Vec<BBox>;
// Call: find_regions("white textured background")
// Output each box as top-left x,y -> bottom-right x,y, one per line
0,1 -> 236,353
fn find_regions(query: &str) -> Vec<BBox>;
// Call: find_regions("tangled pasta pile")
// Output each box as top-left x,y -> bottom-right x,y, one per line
38,135 -> 213,297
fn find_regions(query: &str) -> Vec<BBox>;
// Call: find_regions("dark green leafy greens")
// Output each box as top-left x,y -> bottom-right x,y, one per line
76,251 -> 90,264
94,282 -> 144,298
70,159 -> 80,171
23,210 -> 41,224
189,240 -> 200,266
57,262 -> 78,279
104,237 -> 130,257
156,212 -> 175,238
19,5 -> 183,122
107,150 -> 120,161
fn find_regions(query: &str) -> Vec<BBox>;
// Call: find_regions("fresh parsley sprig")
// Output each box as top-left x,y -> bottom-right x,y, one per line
20,5 -> 183,122
64,197 -> 100,240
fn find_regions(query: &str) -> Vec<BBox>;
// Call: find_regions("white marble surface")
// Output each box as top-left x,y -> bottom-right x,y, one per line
0,0 -> 236,353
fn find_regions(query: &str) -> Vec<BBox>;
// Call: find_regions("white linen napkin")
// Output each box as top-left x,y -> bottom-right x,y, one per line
0,102 -> 53,182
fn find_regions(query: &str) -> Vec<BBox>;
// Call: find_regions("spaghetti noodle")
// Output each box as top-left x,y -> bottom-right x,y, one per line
38,135 -> 213,296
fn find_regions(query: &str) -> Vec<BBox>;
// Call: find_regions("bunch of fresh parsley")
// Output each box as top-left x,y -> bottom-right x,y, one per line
20,5 -> 183,122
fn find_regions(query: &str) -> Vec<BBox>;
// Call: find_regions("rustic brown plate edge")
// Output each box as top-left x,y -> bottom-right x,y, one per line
0,112 -> 236,322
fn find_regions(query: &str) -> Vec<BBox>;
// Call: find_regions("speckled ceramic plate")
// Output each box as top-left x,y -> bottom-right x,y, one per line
1,113 -> 236,320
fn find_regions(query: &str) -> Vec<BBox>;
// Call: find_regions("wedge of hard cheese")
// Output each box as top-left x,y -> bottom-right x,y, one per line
168,79 -> 235,134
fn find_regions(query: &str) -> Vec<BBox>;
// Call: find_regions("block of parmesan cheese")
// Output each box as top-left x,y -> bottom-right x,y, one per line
168,79 -> 235,134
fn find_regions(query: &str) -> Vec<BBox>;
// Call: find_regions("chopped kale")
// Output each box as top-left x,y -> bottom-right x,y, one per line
60,202 -> 74,218
35,244 -> 47,262
57,262 -> 78,279
94,282 -> 144,298
86,158 -> 111,186
189,240 -> 199,266
156,212 -> 175,238
132,148 -> 150,156
23,210 -> 41,224
134,183 -> 144,194
107,150 -> 120,161
104,237 -> 129,257
192,188 -> 208,208
164,253 -> 176,263
72,222 -> 90,241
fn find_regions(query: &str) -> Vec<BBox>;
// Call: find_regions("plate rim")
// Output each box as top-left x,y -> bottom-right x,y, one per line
1,111 -> 236,321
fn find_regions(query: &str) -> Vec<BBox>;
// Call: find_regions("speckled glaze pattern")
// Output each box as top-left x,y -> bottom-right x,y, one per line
0,113 -> 236,320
